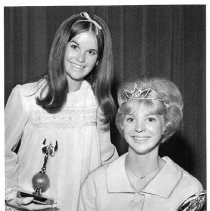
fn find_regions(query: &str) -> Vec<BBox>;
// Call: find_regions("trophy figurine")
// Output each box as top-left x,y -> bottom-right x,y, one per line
17,139 -> 58,205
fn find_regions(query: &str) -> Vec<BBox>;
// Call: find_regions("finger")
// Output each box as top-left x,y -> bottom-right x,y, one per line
19,197 -> 34,205
21,203 -> 56,210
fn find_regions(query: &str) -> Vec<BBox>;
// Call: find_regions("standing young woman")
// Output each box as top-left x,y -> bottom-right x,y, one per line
5,12 -> 118,211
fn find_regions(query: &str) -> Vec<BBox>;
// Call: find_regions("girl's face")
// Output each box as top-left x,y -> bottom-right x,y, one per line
122,102 -> 165,155
64,30 -> 98,83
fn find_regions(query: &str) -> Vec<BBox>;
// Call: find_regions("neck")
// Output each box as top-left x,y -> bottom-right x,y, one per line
67,77 -> 83,92
125,148 -> 161,178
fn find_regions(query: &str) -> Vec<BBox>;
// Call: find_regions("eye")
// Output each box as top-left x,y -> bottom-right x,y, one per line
127,118 -> 134,122
70,44 -> 79,50
125,116 -> 134,122
148,117 -> 156,122
88,50 -> 98,56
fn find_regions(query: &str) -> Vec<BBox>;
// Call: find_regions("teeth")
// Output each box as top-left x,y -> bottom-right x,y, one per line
134,137 -> 148,141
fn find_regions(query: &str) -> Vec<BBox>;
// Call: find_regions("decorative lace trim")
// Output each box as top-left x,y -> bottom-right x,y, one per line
29,106 -> 97,128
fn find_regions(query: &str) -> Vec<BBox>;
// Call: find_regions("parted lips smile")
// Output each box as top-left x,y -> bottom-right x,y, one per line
65,59 -> 85,70
71,62 -> 85,69
133,136 -> 150,141
130,133 -> 151,141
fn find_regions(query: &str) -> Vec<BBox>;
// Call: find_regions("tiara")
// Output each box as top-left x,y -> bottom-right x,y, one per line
124,83 -> 166,103
75,12 -> 102,30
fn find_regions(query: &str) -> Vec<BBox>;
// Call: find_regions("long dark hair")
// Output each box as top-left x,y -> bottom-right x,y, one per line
36,12 -> 116,123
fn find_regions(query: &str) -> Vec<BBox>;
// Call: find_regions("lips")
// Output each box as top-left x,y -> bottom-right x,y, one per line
132,135 -> 150,142
65,58 -> 85,70
72,63 -> 85,70
134,137 -> 148,141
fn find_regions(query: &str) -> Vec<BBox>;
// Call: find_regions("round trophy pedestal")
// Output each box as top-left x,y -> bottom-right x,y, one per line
32,172 -> 50,195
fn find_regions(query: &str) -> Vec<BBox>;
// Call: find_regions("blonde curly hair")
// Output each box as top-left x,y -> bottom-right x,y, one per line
115,77 -> 183,142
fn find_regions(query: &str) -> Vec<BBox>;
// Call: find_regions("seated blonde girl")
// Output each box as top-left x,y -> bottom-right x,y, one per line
78,76 -> 205,211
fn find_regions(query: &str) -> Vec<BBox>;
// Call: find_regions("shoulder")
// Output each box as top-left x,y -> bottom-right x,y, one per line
181,168 -> 203,192
9,79 -> 47,101
17,79 -> 47,96
7,80 -> 47,107
163,157 -> 203,195
81,164 -> 108,193
85,164 -> 108,183
169,158 -> 205,210
85,155 -> 126,187
84,155 -> 123,183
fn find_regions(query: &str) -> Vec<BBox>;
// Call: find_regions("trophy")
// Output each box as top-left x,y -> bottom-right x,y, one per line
17,139 -> 58,205
177,190 -> 206,211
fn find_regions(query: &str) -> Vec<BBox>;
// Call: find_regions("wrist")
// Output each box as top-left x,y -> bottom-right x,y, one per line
6,197 -> 19,208
5,188 -> 18,201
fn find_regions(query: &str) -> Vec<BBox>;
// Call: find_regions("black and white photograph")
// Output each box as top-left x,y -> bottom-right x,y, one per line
4,3 -> 206,211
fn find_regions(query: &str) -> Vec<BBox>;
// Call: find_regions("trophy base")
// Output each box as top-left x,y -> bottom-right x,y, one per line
17,190 -> 54,205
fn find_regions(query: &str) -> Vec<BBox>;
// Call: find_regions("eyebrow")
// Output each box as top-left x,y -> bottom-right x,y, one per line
69,40 -> 77,44
69,40 -> 98,53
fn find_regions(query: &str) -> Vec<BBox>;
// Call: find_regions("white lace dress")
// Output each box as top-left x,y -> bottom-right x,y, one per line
5,80 -> 118,211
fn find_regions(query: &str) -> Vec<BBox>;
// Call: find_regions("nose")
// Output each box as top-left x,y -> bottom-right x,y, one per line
135,120 -> 145,133
77,50 -> 85,62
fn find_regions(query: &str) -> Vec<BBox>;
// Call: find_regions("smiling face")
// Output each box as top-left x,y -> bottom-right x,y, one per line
122,101 -> 165,155
64,30 -> 98,85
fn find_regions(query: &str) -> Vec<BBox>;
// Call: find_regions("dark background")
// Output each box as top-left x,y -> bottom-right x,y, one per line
4,5 -> 206,188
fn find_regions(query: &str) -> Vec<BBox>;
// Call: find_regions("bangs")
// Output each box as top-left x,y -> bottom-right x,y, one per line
120,100 -> 166,117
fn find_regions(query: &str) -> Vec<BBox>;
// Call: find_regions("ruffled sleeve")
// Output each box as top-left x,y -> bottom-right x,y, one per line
5,85 -> 29,200
96,108 -> 118,165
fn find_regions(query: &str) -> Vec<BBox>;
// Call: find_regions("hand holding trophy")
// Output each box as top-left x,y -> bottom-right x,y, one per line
18,139 -> 58,205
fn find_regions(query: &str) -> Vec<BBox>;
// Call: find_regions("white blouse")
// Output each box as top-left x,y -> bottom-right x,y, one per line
5,80 -> 118,211
79,154 -> 203,211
